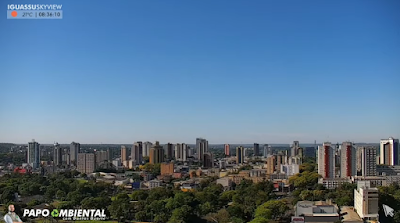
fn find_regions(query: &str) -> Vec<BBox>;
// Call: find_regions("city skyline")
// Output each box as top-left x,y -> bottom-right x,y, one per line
1,0 -> 399,144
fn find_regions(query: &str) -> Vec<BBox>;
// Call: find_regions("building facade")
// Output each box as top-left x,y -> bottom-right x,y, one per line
131,142 -> 143,165
360,147 -> 377,177
28,140 -> 40,169
340,142 -> 356,177
318,142 -> 335,179
380,137 -> 399,165
354,181 -> 379,221
77,153 -> 95,174
149,141 -> 164,164
70,142 -> 80,165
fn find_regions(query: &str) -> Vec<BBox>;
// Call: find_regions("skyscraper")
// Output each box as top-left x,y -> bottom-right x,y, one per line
149,141 -> 164,164
164,143 -> 174,160
340,142 -> 356,177
236,146 -> 244,164
70,142 -> 80,165
361,147 -> 377,177
28,140 -> 40,169
291,141 -> 300,157
318,142 -> 335,179
143,141 -> 153,157
224,144 -> 230,156
196,138 -> 208,162
263,144 -> 271,158
253,143 -> 260,157
53,142 -> 62,167
77,153 -> 95,174
267,156 -> 276,174
379,137 -> 399,166
121,146 -> 127,162
203,153 -> 213,168
131,142 -> 143,165
174,143 -> 188,161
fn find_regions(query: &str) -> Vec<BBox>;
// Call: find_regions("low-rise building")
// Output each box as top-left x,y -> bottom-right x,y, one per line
295,200 -> 340,223
319,178 -> 352,189
148,179 -> 162,189
354,181 -> 379,222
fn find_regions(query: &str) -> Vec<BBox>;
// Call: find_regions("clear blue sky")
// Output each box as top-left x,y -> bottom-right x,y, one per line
1,0 -> 399,144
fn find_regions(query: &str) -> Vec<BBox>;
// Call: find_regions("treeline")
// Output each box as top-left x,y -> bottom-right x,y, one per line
0,171 -> 289,223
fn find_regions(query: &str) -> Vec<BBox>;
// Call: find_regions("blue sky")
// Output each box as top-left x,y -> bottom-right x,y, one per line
1,0 -> 399,144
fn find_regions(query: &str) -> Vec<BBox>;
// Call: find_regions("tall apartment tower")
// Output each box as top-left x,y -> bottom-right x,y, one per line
236,146 -> 244,164
77,153 -> 95,174
28,140 -> 40,169
318,142 -> 335,179
340,142 -> 356,177
196,138 -> 208,162
174,143 -> 188,161
143,141 -> 153,157
149,141 -> 164,164
291,141 -> 300,157
164,143 -> 174,160
203,153 -> 213,168
224,144 -> 230,156
267,156 -> 276,174
120,146 -> 128,162
53,142 -> 62,166
361,147 -> 377,177
70,142 -> 80,165
379,137 -> 399,166
95,150 -> 109,167
131,142 -> 143,165
253,143 -> 260,157
263,144 -> 271,158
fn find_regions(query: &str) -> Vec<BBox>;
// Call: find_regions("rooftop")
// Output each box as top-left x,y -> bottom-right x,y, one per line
340,206 -> 362,222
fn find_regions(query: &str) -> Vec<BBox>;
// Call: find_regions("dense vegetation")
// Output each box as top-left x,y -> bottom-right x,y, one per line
0,171 -> 289,223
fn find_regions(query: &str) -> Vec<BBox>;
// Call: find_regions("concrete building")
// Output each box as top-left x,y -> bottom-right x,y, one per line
149,141 -> 164,164
224,144 -> 230,156
143,141 -> 153,157
120,146 -> 127,162
70,142 -> 80,165
196,138 -> 208,162
253,143 -> 260,157
53,142 -> 62,167
95,150 -> 109,167
28,140 -> 40,169
131,142 -> 143,165
281,164 -> 299,176
263,144 -> 271,158
148,179 -> 162,189
295,200 -> 339,222
77,153 -> 95,174
319,178 -> 352,189
291,141 -> 300,157
175,143 -> 188,161
267,156 -> 276,174
62,148 -> 70,165
360,147 -> 377,177
354,181 -> 379,221
164,143 -> 174,160
203,152 -> 213,168
340,206 -> 363,223
219,160 -> 226,169
341,142 -> 356,177
376,165 -> 400,176
112,158 -> 121,168
236,146 -> 245,165
318,142 -> 335,179
161,163 -> 174,175
380,137 -> 399,165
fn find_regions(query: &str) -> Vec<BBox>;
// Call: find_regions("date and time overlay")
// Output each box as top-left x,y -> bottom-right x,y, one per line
7,4 -> 63,19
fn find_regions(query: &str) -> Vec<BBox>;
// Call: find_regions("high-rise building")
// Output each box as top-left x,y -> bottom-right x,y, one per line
131,142 -> 143,165
379,137 -> 399,165
276,154 -> 283,173
62,148 -> 70,165
356,147 -> 363,175
263,144 -> 271,158
174,143 -> 188,161
77,153 -> 96,174
340,142 -> 356,177
354,181 -> 379,221
267,156 -> 276,174
361,147 -> 377,177
149,141 -> 164,164
291,141 -> 300,157
121,146 -> 127,162
318,142 -> 335,179
164,143 -> 174,160
53,142 -> 62,166
203,153 -> 213,168
143,141 -> 153,157
224,144 -> 230,156
298,148 -> 304,159
236,146 -> 244,164
70,142 -> 80,165
95,150 -> 109,167
253,143 -> 260,157
196,138 -> 208,161
28,140 -> 40,169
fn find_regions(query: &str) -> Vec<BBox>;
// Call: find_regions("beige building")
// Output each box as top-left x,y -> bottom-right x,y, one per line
354,181 -> 379,221
149,141 -> 164,164
121,146 -> 127,162
77,153 -> 95,174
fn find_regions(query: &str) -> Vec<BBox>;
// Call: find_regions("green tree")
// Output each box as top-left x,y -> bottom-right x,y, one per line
249,217 -> 269,223
256,200 -> 287,220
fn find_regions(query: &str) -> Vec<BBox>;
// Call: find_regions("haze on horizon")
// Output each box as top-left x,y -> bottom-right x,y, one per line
1,0 -> 399,144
